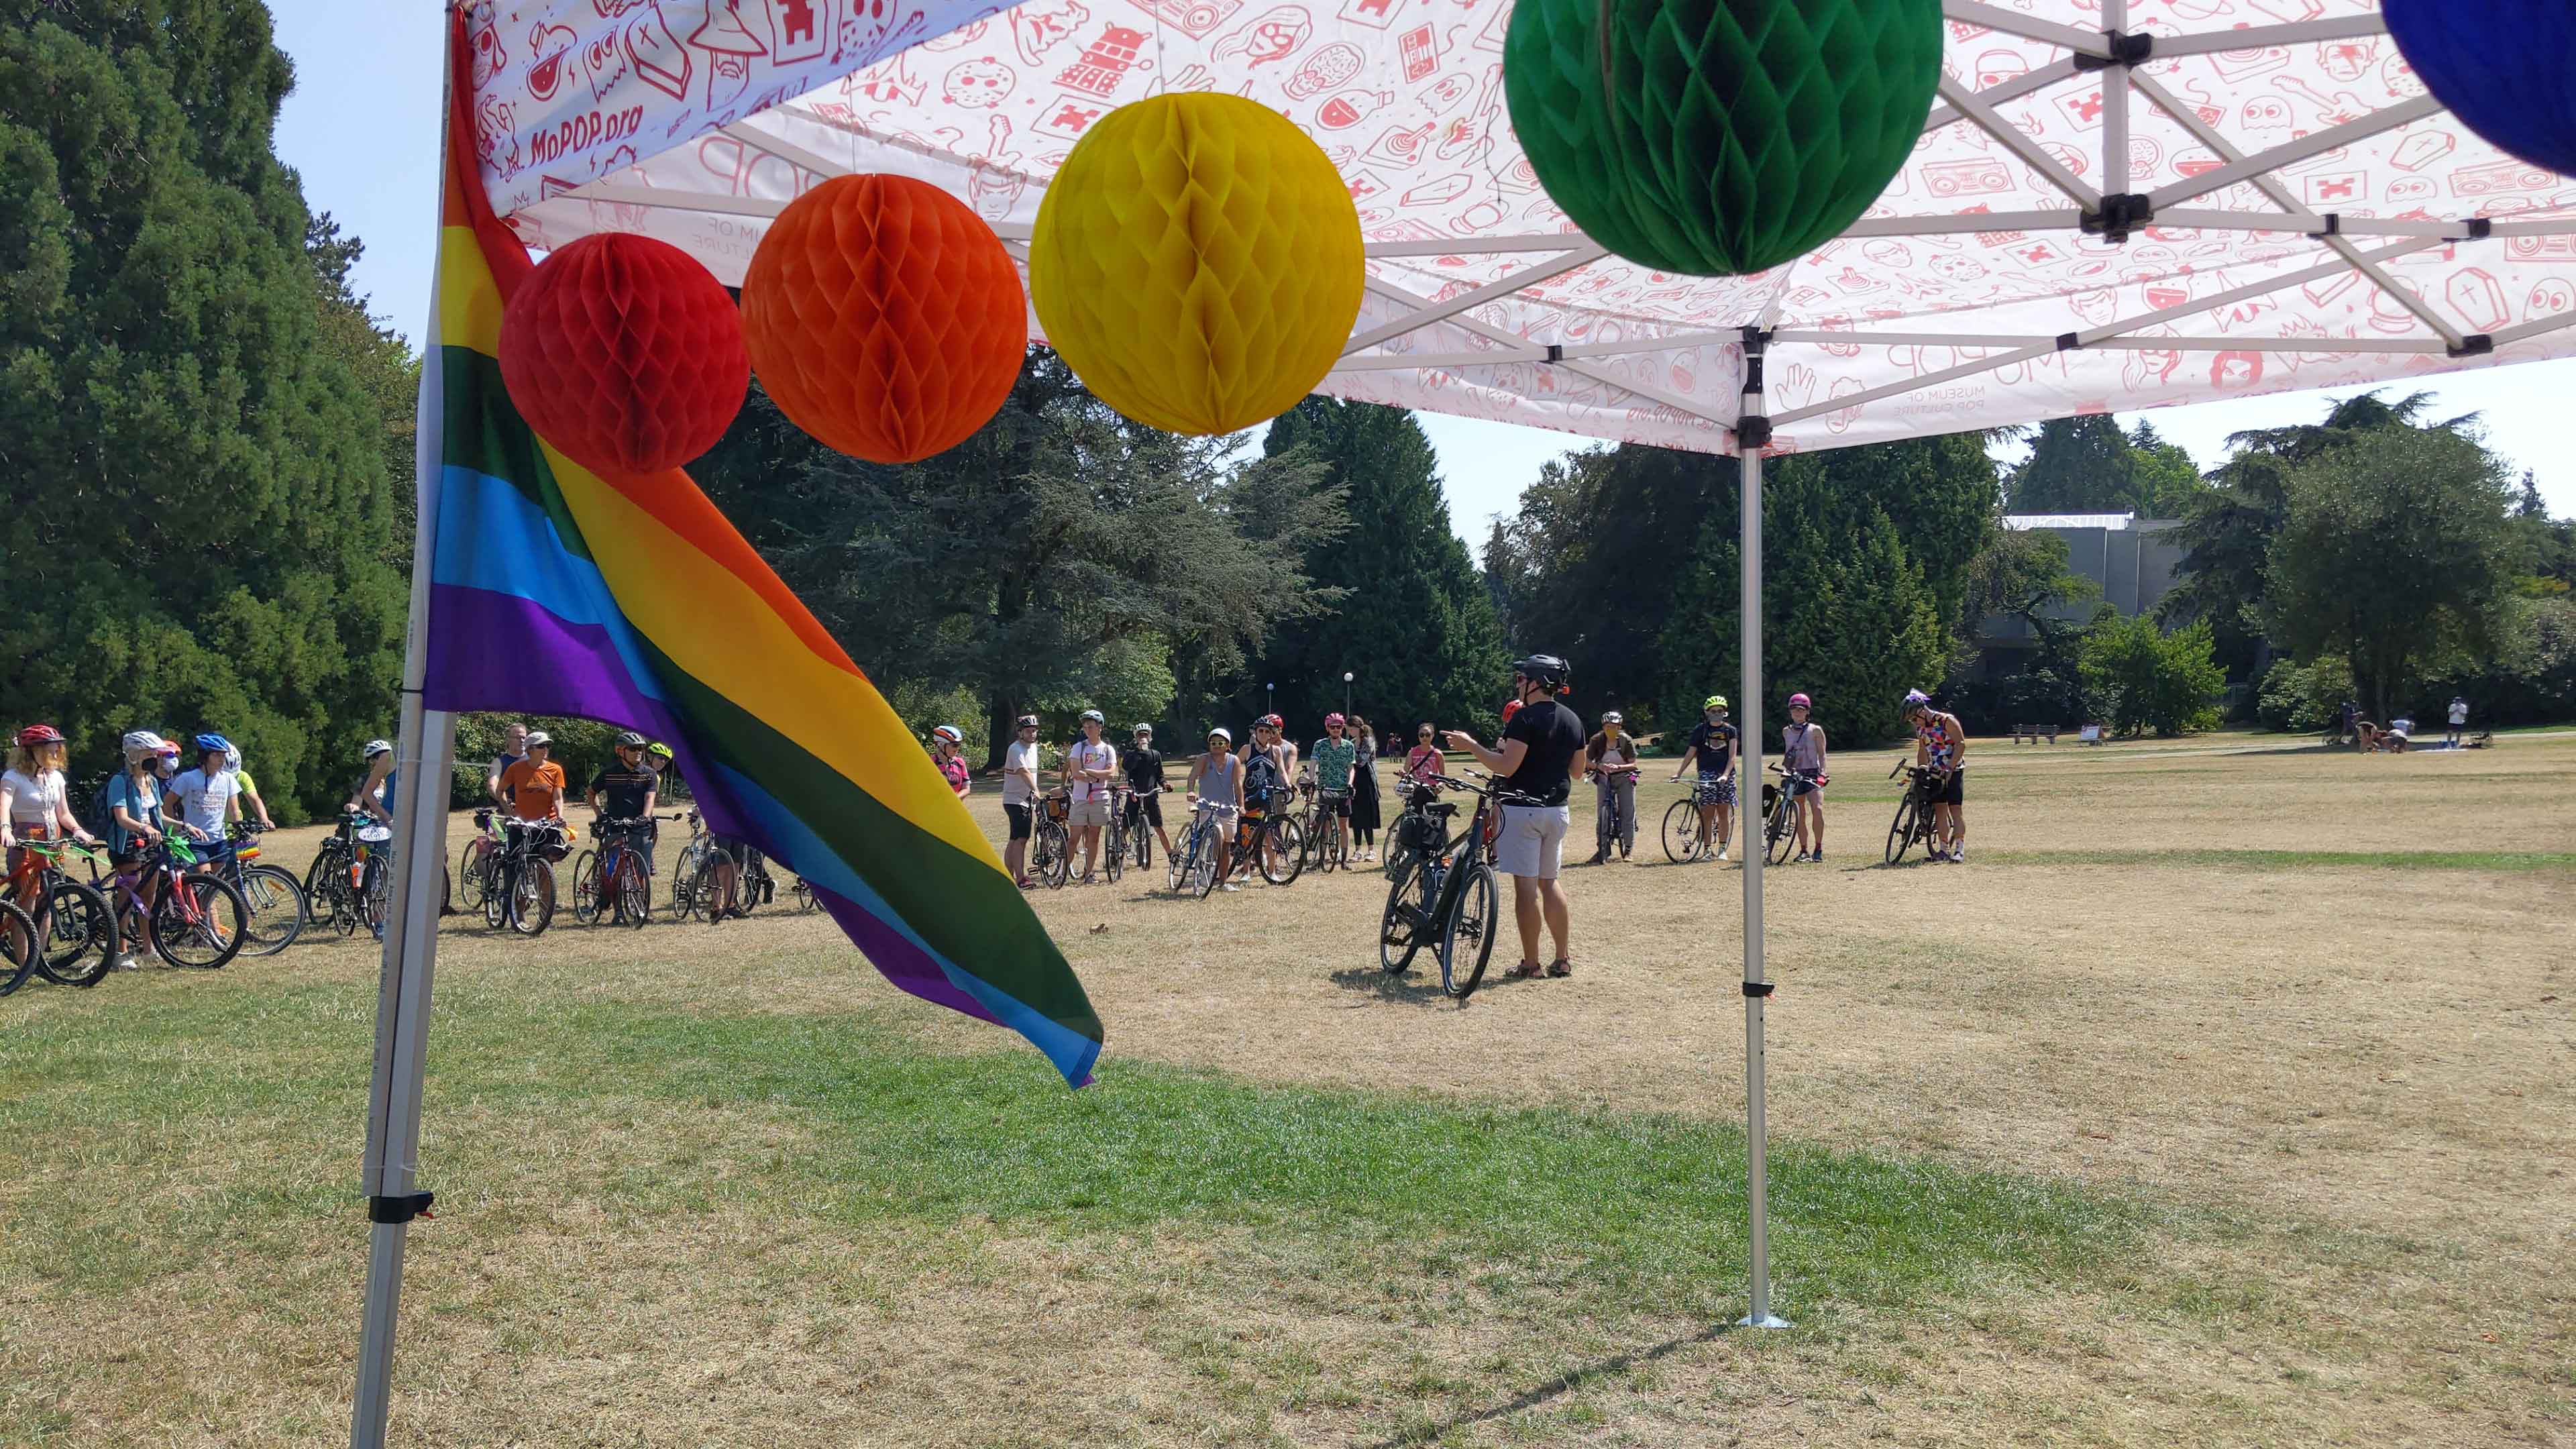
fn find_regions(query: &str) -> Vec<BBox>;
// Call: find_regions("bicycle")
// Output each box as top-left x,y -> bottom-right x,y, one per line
1884,757 -> 1940,864
0,897 -> 38,996
1236,787 -> 1305,886
97,837 -> 250,969
1119,787 -> 1161,873
215,824 -> 307,956
482,819 -> 562,936
1170,799 -> 1238,899
574,814 -> 675,927
11,838 -> 119,987
1762,764 -> 1820,864
1590,765 -> 1638,862
305,812 -> 394,938
1662,778 -> 1730,863
1099,786 -> 1128,885
669,810 -> 717,920
1307,788 -> 1351,873
455,807 -> 506,914
1030,790 -> 1073,890
1383,782 -> 1440,882
1376,773 -> 1510,1000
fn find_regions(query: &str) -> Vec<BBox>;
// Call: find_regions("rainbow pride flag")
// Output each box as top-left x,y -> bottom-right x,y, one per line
421,21 -> 1101,1086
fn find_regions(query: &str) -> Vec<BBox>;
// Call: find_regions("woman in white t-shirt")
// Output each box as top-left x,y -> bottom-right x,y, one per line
2,722 -> 100,914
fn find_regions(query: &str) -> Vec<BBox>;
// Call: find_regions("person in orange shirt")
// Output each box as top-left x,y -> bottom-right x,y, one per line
498,731 -> 570,822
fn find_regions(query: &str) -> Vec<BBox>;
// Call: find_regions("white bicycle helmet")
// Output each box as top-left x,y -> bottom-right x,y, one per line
121,730 -> 167,762
1206,727 -> 1233,745
932,724 -> 963,744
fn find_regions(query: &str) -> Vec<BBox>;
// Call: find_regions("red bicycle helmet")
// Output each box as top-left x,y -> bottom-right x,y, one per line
16,723 -> 63,748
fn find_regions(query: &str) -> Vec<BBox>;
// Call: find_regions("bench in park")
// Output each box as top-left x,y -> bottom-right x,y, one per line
2010,722 -> 2060,743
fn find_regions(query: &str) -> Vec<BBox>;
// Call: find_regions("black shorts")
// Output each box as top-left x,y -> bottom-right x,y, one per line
1319,790 -> 1350,817
1126,792 -> 1163,826
1930,769 -> 1964,806
1004,802 -> 1032,840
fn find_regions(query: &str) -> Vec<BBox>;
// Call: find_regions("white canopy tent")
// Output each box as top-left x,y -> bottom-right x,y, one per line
356,1 -> 2576,1441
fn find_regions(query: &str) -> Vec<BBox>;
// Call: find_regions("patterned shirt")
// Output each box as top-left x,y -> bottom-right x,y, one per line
1310,736 -> 1357,792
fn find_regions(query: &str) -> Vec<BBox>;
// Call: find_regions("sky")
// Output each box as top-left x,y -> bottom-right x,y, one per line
272,1 -> 2576,564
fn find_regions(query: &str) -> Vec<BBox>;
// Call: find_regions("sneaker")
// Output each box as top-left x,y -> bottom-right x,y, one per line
1585,851 -> 1609,866
1949,847 -> 1966,864
1715,847 -> 1729,861
1220,882 -> 1240,892
1812,850 -> 1825,863
112,952 -> 140,971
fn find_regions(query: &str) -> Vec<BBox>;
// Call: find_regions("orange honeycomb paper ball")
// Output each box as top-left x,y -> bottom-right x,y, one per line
498,233 -> 749,476
739,174 -> 1029,464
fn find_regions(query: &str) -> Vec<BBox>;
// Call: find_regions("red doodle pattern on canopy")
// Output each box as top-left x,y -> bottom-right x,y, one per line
480,0 -> 2576,455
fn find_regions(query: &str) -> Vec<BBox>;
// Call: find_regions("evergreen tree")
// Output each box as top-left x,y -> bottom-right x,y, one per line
0,4 -> 408,819
1251,398 -> 1506,739
2005,415 -> 2207,516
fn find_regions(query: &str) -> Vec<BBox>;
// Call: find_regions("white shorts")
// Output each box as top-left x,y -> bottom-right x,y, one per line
1495,804 -> 1569,879
1068,799 -> 1111,829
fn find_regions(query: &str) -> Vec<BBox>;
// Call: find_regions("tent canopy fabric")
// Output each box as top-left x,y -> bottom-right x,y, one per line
465,0 -> 2576,455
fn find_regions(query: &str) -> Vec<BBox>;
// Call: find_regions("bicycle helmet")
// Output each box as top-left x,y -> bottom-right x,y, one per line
1511,653 -> 1570,690
614,730 -> 647,749
1788,693 -> 1813,708
1132,722 -> 1153,737
1079,708 -> 1104,723
647,741 -> 673,759
194,733 -> 231,757
1324,712 -> 1345,727
1207,727 -> 1233,745
1016,714 -> 1040,729
122,730 -> 166,762
932,724 -> 964,744
1258,713 -> 1283,729
1601,710 -> 1624,724
1703,695 -> 1728,712
1899,688 -> 1929,713
17,723 -> 62,748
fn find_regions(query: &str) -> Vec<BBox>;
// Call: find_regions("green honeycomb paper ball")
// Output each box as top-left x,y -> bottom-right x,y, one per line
1505,0 -> 1943,276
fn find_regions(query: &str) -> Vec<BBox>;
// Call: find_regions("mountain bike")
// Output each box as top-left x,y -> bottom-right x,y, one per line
1307,788 -> 1350,873
483,820 -> 561,936
1171,800 -> 1237,899
1662,779 -> 1729,863
11,838 -> 118,987
305,812 -> 393,938
669,810 -> 718,920
1376,773 -> 1509,1000
573,814 -> 674,927
1591,766 -> 1638,861
1099,788 -> 1128,884
101,837 -> 250,969
1236,788 -> 1304,885
0,898 -> 40,997
1120,787 -> 1160,873
455,808 -> 506,914
1760,764 -> 1817,865
1031,791 -> 1072,890
1884,757 -> 1940,864
215,824 -> 307,956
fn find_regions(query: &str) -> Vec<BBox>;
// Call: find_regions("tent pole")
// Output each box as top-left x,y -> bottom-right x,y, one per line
1735,347 -> 1786,1332
352,64 -> 459,1444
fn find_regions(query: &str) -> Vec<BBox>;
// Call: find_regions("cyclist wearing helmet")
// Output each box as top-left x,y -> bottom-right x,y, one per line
164,733 -> 245,869
3,724 -> 99,915
223,746 -> 278,834
105,732 -> 174,966
1310,713 -> 1357,854
1002,714 -> 1044,888
1184,727 -> 1243,890
1782,693 -> 1829,861
1120,724 -> 1174,861
930,725 -> 971,798
349,738 -> 399,826
1064,709 -> 1119,883
485,720 -> 530,807
1446,654 -> 1587,979
1585,710 -> 1642,863
1670,696 -> 1738,863
586,731 -> 661,866
497,732 -> 566,824
1238,714 -> 1293,847
1902,689 -> 1969,863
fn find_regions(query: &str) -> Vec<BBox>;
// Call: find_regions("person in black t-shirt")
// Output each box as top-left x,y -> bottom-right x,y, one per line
586,733 -> 662,871
1670,696 -> 1738,862
1120,724 -> 1175,861
1444,653 -> 1587,981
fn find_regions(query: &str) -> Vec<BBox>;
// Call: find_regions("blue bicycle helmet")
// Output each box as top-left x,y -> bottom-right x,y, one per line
194,732 -> 232,756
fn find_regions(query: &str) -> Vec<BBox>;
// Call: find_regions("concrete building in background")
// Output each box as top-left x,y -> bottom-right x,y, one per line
1972,513 -> 2188,676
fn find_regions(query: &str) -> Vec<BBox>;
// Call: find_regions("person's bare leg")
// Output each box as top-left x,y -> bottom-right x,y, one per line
1077,826 -> 1099,878
1006,834 -> 1028,883
1715,802 -> 1733,856
1512,875 -> 1544,969
1540,879 -> 1570,962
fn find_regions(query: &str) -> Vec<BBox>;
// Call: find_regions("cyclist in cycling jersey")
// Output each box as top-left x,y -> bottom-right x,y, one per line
1184,726 -> 1242,891
930,725 -> 971,798
1309,713 -> 1357,856
1782,693 -> 1829,862
1670,695 -> 1737,863
350,739 -> 398,826
3,724 -> 100,922
1239,715 -> 1293,852
164,733 -> 244,872
1120,723 -> 1174,862
1902,688 -> 1969,863
586,731 -> 661,871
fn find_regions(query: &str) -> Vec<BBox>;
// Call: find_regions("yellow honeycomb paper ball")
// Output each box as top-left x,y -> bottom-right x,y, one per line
1030,93 -> 1363,436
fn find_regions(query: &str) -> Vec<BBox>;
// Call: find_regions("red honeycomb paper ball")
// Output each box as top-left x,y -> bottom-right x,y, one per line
739,174 -> 1028,465
498,233 -> 749,476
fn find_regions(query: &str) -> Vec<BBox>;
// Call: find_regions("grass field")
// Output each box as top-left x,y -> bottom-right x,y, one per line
3,733 -> 2570,1446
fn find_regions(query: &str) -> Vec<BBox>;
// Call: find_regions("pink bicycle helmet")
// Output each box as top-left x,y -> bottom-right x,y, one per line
1788,692 -> 1812,708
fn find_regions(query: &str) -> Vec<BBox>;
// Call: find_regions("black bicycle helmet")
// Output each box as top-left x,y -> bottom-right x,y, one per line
614,730 -> 647,749
1511,653 -> 1570,690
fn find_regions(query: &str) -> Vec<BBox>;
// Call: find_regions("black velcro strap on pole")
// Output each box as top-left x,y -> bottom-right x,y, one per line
1742,980 -> 1775,998
367,1191 -> 435,1224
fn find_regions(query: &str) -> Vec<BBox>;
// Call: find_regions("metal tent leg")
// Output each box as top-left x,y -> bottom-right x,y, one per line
1736,421 -> 1788,1332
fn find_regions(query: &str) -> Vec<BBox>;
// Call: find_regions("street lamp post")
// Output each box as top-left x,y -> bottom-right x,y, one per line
1343,671 -> 1353,718
1265,682 -> 1274,721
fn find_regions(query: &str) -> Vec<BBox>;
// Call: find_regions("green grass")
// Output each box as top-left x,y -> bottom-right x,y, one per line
1,974 -> 2168,1328
1969,848 -> 2576,872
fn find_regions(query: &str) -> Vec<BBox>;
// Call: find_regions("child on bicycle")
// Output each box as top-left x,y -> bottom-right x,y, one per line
1670,696 -> 1738,862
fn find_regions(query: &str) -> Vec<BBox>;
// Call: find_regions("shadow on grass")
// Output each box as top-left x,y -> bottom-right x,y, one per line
1361,1322 -> 1732,1449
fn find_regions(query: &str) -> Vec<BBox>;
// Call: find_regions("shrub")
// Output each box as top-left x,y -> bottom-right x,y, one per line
2082,616 -> 2224,737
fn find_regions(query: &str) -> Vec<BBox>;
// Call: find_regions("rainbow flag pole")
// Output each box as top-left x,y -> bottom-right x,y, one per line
352,18 -> 1104,1445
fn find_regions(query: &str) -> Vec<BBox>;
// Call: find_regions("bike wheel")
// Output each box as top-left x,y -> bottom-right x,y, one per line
1192,830 -> 1221,899
153,875 -> 248,969
482,862 -> 510,929
1167,824 -> 1193,893
1378,857 -> 1430,975
36,879 -> 116,985
1260,818 -> 1305,885
1885,795 -> 1918,864
617,857 -> 650,927
1104,824 -> 1126,884
1662,799 -> 1704,863
236,865 -> 307,957
457,839 -> 492,911
508,857 -> 555,936
1133,817 -> 1153,871
0,900 -> 36,996
362,857 -> 392,941
1438,864 -> 1497,1000
1766,795 -> 1800,864
302,847 -> 337,906
792,876 -> 818,912
570,849 -> 602,924
1037,823 -> 1070,890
